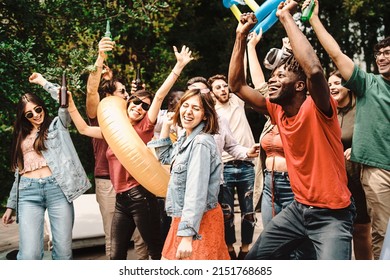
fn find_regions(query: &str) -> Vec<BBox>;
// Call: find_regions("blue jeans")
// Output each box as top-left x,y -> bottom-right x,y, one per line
246,199 -> 356,260
17,176 -> 74,260
222,162 -> 255,245
261,170 -> 316,260
261,170 -> 294,227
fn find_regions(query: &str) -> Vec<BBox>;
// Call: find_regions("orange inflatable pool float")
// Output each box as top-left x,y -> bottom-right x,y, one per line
97,96 -> 169,197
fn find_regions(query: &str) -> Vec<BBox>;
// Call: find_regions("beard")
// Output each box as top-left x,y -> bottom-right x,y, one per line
269,82 -> 296,106
214,93 -> 229,104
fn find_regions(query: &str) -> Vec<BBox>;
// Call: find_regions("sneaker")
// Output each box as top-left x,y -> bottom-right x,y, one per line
237,250 -> 248,260
228,250 -> 237,260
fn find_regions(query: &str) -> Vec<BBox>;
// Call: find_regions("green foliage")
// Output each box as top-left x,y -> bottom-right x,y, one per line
0,38 -> 44,203
0,0 -> 201,206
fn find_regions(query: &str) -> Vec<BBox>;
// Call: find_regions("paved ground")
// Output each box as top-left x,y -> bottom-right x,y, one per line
0,212 -> 263,260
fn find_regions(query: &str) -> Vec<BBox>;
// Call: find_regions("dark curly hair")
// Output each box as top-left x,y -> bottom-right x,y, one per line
374,36 -> 390,52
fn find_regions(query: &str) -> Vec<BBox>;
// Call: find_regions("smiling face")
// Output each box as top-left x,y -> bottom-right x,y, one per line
127,95 -> 151,124
375,46 -> 390,79
267,65 -> 297,105
179,95 -> 205,135
328,74 -> 350,108
24,102 -> 45,129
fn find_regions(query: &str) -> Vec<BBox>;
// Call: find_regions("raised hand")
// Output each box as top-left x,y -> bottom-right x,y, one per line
173,45 -> 194,67
276,0 -> 298,18
29,72 -> 47,86
237,13 -> 258,36
302,0 -> 320,22
98,37 -> 115,60
247,29 -> 263,49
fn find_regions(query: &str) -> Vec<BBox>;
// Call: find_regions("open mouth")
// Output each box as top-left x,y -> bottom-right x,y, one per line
182,115 -> 193,122
267,85 -> 279,96
130,108 -> 142,117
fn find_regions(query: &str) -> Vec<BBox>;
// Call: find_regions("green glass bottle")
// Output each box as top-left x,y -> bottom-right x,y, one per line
301,0 -> 315,22
104,19 -> 111,38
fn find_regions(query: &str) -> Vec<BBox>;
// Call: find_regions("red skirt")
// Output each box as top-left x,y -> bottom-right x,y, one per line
162,204 -> 230,260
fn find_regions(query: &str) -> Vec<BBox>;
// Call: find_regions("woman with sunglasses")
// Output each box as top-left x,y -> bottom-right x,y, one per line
1,73 -> 91,259
148,88 -> 229,260
66,45 -> 193,259
87,36 -> 150,260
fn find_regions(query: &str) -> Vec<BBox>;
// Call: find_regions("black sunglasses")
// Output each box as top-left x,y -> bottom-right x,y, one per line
128,96 -> 150,111
25,106 -> 43,119
118,88 -> 127,94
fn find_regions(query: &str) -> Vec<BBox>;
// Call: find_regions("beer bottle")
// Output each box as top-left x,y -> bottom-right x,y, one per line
134,66 -> 143,91
60,71 -> 69,108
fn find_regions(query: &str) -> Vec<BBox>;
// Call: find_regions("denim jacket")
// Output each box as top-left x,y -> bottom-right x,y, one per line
148,122 -> 222,240
6,82 -> 91,210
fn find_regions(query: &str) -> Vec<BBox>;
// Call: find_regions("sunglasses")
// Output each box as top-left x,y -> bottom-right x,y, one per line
25,106 -> 43,119
128,96 -> 150,111
214,84 -> 228,90
118,88 -> 127,94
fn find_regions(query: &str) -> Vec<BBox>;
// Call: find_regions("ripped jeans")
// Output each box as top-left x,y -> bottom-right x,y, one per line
221,162 -> 256,245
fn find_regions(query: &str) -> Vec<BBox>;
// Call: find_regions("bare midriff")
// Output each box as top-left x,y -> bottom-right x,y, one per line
261,125 -> 288,172
22,166 -> 52,178
265,156 -> 288,172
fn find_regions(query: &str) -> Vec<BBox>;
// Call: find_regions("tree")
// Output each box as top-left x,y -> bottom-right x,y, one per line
0,0 -> 199,207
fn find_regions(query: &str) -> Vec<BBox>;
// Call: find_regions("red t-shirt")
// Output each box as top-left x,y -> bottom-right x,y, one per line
266,96 -> 351,209
106,115 -> 155,194
89,117 -> 110,177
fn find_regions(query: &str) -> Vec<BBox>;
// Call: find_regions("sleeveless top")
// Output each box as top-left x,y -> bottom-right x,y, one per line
20,132 -> 47,174
260,125 -> 285,158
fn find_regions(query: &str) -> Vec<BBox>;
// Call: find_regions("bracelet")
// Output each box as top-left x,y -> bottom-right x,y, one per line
94,65 -> 103,69
171,70 -> 180,77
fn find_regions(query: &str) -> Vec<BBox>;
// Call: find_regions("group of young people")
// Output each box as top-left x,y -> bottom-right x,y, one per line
2,0 -> 389,260
228,0 -> 389,260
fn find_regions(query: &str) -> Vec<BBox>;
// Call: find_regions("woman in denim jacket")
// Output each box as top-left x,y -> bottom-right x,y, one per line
1,73 -> 91,260
66,46 -> 193,260
148,88 -> 230,260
